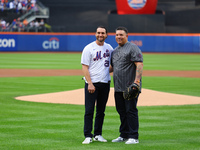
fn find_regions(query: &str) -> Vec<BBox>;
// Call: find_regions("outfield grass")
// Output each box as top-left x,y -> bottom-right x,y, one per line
0,53 -> 200,70
0,53 -> 82,69
143,53 -> 200,71
0,53 -> 200,150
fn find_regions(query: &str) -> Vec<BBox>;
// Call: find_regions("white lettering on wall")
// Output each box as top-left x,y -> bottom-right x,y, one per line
42,37 -> 59,49
0,39 -> 15,47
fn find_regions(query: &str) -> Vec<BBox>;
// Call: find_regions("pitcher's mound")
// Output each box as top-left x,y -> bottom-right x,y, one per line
15,88 -> 200,106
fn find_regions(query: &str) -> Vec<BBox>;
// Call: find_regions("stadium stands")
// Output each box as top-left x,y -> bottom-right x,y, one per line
38,0 -> 200,33
1,0 -> 200,33
0,0 -> 49,32
157,0 -> 200,33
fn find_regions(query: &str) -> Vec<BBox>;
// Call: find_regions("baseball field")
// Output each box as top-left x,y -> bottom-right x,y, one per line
0,52 -> 200,150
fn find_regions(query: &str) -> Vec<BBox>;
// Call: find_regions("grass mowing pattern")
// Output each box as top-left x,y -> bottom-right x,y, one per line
0,53 -> 200,149
142,76 -> 200,97
0,76 -> 200,150
138,105 -> 200,150
0,53 -> 200,70
0,53 -> 82,69
143,54 -> 200,71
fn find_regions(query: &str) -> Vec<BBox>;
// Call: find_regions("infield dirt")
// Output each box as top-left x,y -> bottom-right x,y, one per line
0,69 -> 198,106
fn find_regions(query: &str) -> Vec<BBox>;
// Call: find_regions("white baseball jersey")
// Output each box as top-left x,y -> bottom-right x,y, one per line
81,41 -> 113,83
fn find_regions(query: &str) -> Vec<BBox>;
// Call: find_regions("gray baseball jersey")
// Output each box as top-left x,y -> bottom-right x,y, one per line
111,41 -> 143,92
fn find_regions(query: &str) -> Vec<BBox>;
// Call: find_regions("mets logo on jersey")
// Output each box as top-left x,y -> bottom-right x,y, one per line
127,0 -> 147,9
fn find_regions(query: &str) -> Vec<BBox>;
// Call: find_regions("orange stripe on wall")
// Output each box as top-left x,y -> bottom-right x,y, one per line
0,32 -> 200,36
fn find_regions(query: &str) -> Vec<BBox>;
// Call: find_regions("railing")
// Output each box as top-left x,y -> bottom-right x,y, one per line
0,0 -> 50,32
19,1 -> 49,23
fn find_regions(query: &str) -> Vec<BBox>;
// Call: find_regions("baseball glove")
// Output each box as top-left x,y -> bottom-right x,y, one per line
123,83 -> 140,100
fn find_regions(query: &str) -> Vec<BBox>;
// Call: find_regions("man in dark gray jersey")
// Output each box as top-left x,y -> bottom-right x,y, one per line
110,26 -> 143,144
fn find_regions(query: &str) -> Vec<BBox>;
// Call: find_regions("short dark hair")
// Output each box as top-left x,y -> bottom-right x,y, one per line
116,26 -> 128,34
97,25 -> 108,34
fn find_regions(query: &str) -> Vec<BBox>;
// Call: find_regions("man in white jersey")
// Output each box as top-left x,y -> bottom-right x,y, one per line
81,26 -> 113,144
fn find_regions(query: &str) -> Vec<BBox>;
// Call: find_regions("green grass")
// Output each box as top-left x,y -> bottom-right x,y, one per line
0,76 -> 200,150
0,53 -> 200,70
143,53 -> 200,71
0,53 -> 200,150
0,53 -> 82,69
142,76 -> 200,97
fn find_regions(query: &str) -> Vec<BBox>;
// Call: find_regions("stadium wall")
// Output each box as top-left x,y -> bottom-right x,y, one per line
0,32 -> 199,53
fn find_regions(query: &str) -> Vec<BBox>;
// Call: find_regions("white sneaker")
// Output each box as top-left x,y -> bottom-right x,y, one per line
125,138 -> 139,144
112,137 -> 127,142
93,135 -> 107,142
82,137 -> 92,144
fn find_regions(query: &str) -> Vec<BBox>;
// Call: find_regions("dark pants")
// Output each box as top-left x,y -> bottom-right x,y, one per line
114,92 -> 139,139
84,82 -> 110,138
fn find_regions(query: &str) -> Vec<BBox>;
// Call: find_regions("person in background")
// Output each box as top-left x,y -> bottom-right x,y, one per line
39,19 -> 44,27
9,0 -> 14,13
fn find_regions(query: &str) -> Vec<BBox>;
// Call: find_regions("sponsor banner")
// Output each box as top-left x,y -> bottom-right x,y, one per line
18,35 -> 61,51
107,35 -> 200,53
0,34 -> 17,51
124,35 -> 200,53
0,34 -> 95,52
0,33 -> 199,52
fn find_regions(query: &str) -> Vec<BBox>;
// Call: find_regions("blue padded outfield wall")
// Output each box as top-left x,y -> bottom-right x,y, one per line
0,32 -> 200,52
